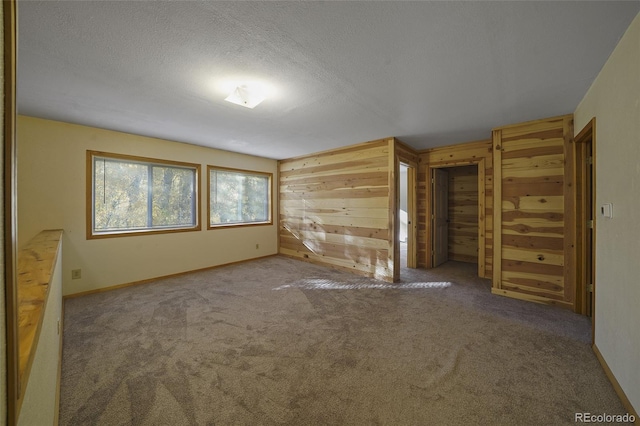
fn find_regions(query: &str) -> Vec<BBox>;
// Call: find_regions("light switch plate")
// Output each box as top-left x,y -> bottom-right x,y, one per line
601,203 -> 613,218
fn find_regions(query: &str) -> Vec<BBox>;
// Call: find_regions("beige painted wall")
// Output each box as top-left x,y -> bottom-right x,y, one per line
17,248 -> 62,426
574,12 -> 640,414
17,116 -> 278,295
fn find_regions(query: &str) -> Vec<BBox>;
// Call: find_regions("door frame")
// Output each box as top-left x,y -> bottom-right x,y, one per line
432,168 -> 449,267
400,161 -> 418,269
574,118 -> 596,340
425,159 -> 486,277
4,0 -> 19,423
394,158 -> 418,274
393,141 -> 419,282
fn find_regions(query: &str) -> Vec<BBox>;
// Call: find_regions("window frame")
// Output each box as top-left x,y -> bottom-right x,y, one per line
86,150 -> 201,239
207,165 -> 273,230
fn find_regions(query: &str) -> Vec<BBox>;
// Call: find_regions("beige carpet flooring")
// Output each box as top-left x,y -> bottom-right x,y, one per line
60,256 -> 629,425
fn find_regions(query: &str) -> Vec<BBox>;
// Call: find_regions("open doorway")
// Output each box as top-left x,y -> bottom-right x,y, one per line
399,164 -> 409,268
575,118 -> 596,341
398,161 -> 417,278
432,164 -> 480,269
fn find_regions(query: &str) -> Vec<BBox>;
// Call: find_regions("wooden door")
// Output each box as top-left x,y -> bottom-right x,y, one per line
403,163 -> 418,269
585,139 -> 594,317
575,119 -> 596,324
433,168 -> 449,266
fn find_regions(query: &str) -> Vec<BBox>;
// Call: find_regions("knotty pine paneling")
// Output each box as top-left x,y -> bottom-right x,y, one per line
492,114 -> 575,309
448,165 -> 479,263
418,139 -> 493,278
279,138 -> 395,281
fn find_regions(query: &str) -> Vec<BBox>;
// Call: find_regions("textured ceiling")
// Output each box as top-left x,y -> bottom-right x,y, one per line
18,1 -> 640,160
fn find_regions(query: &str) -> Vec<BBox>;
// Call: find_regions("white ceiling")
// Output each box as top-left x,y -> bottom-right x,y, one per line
18,1 -> 639,160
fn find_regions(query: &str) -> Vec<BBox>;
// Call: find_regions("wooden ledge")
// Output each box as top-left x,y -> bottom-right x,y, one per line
17,229 -> 63,397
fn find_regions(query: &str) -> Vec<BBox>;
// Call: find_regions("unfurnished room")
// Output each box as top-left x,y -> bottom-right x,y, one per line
2,1 -> 640,425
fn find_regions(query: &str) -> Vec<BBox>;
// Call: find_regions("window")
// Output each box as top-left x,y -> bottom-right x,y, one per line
88,151 -> 200,238
208,166 -> 272,228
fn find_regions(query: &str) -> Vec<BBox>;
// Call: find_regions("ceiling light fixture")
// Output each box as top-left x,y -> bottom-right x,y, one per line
224,85 -> 265,109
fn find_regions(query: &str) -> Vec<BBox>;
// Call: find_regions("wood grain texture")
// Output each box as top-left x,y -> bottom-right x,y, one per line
493,130 -> 503,286
491,287 -> 573,310
17,229 -> 63,402
279,138 -> 395,281
388,139 -> 398,281
573,118 -> 595,317
448,165 -> 478,263
493,114 -> 575,309
562,116 -> 576,305
418,139 -> 493,278
395,143 -> 419,271
4,1 -> 19,422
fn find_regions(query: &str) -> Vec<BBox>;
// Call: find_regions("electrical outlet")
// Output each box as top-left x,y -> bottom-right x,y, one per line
71,269 -> 81,279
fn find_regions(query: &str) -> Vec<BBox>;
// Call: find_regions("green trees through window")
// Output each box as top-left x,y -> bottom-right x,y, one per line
88,151 -> 271,237
89,151 -> 200,237
209,167 -> 272,227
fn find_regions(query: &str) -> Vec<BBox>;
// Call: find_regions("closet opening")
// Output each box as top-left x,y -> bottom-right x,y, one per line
431,164 -> 481,271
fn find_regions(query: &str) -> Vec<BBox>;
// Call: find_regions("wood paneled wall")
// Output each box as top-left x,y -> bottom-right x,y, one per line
279,138 -> 396,281
418,140 -> 493,278
278,114 -> 576,310
448,165 -> 479,263
492,114 -> 575,309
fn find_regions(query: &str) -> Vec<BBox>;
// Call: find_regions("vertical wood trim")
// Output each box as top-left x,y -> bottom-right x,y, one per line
563,116 -> 576,303
407,164 -> 418,268
85,151 -> 93,240
395,141 -> 419,270
388,138 -> 399,282
590,119 -> 597,343
574,118 -> 598,340
276,163 -> 281,255
3,0 -> 19,423
574,141 -> 586,314
270,165 -> 274,227
492,129 -> 503,290
206,166 -> 211,231
425,166 -> 433,269
477,158 -> 486,278
418,139 -> 492,274
574,117 -> 595,317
